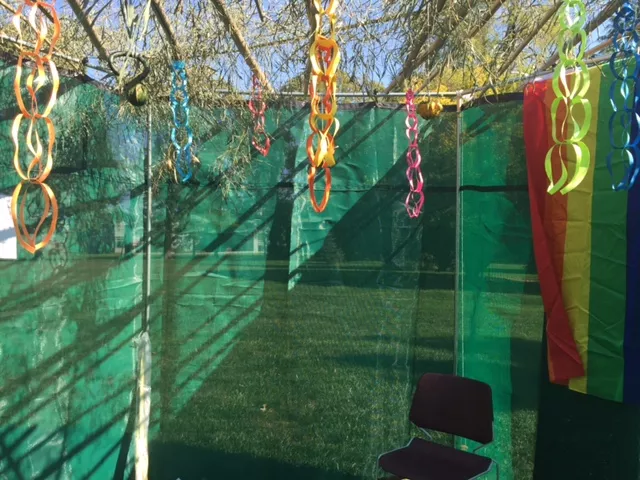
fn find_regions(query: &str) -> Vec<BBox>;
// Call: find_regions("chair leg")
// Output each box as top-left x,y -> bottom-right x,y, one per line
495,461 -> 500,480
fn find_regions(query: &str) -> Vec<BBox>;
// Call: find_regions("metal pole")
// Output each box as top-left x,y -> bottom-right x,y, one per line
453,91 -> 463,378
210,89 -> 462,98
143,108 -> 152,331
212,53 -> 612,101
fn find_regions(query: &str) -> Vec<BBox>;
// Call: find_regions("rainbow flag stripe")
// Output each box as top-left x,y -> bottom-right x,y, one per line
524,63 -> 640,404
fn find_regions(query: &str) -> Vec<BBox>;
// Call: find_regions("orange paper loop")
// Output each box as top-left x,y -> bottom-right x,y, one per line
11,0 -> 61,253
11,181 -> 58,254
308,167 -> 332,213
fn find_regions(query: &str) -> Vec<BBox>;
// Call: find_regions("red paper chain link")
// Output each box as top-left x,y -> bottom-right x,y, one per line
405,89 -> 424,218
248,73 -> 270,157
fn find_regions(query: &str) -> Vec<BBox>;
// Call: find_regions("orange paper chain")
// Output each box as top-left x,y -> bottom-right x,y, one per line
11,0 -> 60,254
307,0 -> 340,213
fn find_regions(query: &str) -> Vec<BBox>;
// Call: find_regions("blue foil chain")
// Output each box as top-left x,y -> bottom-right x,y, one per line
608,3 -> 640,191
170,60 -> 194,183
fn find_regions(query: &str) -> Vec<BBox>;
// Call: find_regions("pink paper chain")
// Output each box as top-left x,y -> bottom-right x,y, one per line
405,89 -> 424,218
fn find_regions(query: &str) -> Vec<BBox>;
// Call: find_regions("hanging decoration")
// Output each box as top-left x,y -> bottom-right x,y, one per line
108,51 -> 150,107
405,89 -> 425,218
249,73 -> 271,156
114,0 -> 152,106
545,0 -> 591,195
11,0 -> 61,254
417,100 -> 443,120
169,60 -> 195,183
307,0 -> 341,213
607,3 -> 640,191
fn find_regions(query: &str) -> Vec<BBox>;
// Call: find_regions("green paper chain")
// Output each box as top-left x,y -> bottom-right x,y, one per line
545,0 -> 592,195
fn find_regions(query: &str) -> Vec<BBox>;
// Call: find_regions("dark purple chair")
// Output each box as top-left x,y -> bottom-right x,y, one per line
378,373 -> 497,480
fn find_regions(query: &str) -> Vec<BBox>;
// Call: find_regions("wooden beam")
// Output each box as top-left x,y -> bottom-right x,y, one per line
209,0 -> 273,92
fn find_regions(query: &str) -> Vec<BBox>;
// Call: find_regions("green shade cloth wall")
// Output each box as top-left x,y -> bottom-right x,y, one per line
0,59 -> 546,480
456,99 -> 543,479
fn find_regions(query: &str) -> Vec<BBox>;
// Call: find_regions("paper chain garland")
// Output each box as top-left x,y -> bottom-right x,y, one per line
307,0 -> 341,213
11,0 -> 60,254
249,73 -> 271,156
545,0 -> 591,195
405,90 -> 425,218
169,60 -> 194,183
607,3 -> 640,191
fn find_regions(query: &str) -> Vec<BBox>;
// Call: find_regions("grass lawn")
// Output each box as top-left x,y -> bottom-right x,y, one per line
152,273 -> 544,480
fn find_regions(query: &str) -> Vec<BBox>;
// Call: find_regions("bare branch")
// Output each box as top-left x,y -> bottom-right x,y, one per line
476,1 -> 563,98
150,0 -> 180,58
302,0 -> 316,95
383,0 -> 448,93
208,0 -> 274,92
539,0 -> 622,71
66,0 -> 110,62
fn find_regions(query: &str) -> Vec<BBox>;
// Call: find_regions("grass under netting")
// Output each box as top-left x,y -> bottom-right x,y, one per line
151,275 -> 544,480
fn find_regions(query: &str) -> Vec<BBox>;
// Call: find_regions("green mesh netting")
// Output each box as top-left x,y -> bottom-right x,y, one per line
456,99 -> 543,480
5,59 -> 635,480
0,60 -> 460,480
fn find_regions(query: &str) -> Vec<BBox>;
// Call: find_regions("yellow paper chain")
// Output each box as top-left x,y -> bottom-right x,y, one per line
11,0 -> 61,253
545,0 -> 591,195
307,0 -> 341,213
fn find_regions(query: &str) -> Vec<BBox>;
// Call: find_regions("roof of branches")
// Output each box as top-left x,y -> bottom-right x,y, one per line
0,0 -> 622,108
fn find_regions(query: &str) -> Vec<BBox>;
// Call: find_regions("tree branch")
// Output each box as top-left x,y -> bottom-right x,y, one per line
66,0 -> 110,62
467,0 -> 506,40
383,0 -> 448,93
539,0 -> 622,71
150,0 -> 180,58
475,1 -> 562,98
302,0 -> 316,95
0,0 -> 55,40
209,0 -> 273,92
387,0 -> 494,94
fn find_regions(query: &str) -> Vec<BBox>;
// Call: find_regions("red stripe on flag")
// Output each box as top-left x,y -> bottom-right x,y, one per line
523,81 -> 584,383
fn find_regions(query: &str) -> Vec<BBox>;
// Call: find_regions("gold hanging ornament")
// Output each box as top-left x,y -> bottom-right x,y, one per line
307,0 -> 341,213
417,100 -> 443,119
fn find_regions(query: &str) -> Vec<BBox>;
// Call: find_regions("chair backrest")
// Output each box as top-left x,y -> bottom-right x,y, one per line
409,373 -> 493,445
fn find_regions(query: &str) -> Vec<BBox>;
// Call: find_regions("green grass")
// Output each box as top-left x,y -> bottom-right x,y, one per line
0,253 -> 544,480
153,274 -> 545,480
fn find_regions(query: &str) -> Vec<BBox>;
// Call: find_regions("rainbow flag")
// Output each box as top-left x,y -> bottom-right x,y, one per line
524,63 -> 640,404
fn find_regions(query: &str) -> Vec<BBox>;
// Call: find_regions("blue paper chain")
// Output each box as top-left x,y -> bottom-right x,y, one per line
608,3 -> 640,191
170,60 -> 194,183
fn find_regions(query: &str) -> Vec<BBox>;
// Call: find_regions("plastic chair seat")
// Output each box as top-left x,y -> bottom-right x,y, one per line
378,437 -> 493,480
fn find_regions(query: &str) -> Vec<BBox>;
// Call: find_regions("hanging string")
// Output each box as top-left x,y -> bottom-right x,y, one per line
169,60 -> 195,183
545,0 -> 591,195
118,0 -> 152,89
405,89 -> 425,218
307,0 -> 341,213
607,3 -> 640,191
249,73 -> 271,156
10,0 -> 61,254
